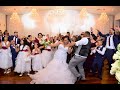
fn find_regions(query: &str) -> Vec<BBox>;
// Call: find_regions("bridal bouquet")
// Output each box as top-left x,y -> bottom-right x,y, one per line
41,38 -> 51,48
110,43 -> 120,84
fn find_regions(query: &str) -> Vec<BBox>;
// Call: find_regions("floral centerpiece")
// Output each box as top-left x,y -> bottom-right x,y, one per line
110,43 -> 120,84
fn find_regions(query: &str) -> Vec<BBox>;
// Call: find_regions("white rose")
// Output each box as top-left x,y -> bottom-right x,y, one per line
115,71 -> 120,82
116,51 -> 120,56
113,54 -> 119,60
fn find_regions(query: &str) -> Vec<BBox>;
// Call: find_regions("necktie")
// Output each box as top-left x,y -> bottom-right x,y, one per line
15,37 -> 17,45
108,36 -> 111,46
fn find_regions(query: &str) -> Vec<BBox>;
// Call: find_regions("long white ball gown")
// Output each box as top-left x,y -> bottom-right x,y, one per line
41,46 -> 54,68
31,49 -> 43,71
0,41 -> 12,69
14,45 -> 31,73
29,44 -> 76,84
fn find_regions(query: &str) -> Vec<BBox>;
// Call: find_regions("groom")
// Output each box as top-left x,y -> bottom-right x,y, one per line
69,31 -> 91,82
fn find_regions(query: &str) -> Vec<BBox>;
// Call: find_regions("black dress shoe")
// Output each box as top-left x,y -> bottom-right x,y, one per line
74,76 -> 82,84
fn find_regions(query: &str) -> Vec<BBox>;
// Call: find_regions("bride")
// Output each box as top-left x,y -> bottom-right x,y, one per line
29,36 -> 77,84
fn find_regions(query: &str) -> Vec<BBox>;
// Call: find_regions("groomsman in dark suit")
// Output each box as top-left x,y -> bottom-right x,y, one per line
10,40 -> 19,69
9,31 -> 20,45
98,28 -> 119,70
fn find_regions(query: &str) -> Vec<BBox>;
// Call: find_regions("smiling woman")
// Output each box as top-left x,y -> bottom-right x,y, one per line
21,13 -> 36,29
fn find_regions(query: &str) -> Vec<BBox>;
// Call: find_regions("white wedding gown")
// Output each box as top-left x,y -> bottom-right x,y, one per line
29,44 -> 76,84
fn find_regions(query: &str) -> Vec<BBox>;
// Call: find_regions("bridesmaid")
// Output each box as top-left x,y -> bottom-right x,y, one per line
34,33 -> 44,53
0,36 -> 12,74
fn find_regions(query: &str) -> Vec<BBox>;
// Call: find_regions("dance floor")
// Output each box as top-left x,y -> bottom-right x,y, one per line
0,60 -> 117,84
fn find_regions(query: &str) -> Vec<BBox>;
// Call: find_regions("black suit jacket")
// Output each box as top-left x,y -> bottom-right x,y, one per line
9,35 -> 20,44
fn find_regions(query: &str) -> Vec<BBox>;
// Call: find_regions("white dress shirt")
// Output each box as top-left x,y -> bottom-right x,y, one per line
75,37 -> 89,58
91,46 -> 106,55
106,35 -> 115,49
13,36 -> 18,45
75,37 -> 88,46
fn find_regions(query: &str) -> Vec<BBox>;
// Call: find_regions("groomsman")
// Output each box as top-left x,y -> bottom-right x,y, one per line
91,40 -> 106,79
9,31 -> 20,45
10,40 -> 19,69
69,31 -> 91,81
98,28 -> 119,70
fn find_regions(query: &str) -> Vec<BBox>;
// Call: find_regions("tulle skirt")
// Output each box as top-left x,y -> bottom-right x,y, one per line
0,49 -> 12,69
41,50 -> 54,68
14,51 -> 31,73
29,59 -> 76,84
32,54 -> 43,71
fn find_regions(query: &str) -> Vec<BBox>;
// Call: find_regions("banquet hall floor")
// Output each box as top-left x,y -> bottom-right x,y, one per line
0,60 -> 117,84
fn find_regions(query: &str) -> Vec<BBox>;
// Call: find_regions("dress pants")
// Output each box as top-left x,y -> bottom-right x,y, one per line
69,55 -> 87,79
92,57 -> 104,78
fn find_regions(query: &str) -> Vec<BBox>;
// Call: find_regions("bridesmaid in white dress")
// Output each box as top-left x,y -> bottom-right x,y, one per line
29,36 -> 76,84
0,36 -> 12,74
31,43 -> 43,73
14,39 -> 31,76
41,37 -> 53,68
41,45 -> 53,68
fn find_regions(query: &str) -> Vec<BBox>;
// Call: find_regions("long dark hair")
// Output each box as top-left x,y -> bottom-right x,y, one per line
62,35 -> 71,42
19,38 -> 27,50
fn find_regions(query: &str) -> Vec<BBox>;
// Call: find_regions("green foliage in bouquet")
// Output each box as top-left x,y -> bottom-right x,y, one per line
41,39 -> 51,48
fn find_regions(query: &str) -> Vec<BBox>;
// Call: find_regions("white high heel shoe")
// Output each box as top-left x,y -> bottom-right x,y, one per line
4,71 -> 7,74
19,73 -> 23,77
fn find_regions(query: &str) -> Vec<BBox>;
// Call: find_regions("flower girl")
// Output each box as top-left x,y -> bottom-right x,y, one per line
14,39 -> 31,76
0,36 -> 12,74
31,43 -> 43,73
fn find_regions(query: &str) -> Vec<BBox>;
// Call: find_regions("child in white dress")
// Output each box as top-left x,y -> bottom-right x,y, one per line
31,43 -> 43,73
14,39 -> 31,76
0,36 -> 12,74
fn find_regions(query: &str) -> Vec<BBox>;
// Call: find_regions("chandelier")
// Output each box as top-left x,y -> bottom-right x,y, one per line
80,8 -> 88,19
10,9 -> 21,31
49,6 -> 65,17
98,12 -> 109,25
10,11 -> 20,24
79,8 -> 89,25
31,8 -> 39,18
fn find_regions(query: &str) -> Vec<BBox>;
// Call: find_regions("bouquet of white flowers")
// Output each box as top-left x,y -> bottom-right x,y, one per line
110,43 -> 120,84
